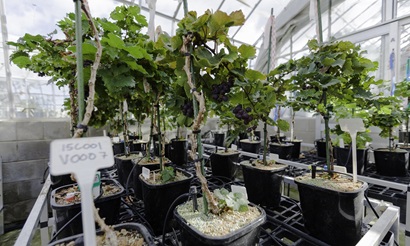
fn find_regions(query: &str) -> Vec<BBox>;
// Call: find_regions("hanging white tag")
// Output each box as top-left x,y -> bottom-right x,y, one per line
231,185 -> 248,199
142,167 -> 150,179
269,153 -> 279,161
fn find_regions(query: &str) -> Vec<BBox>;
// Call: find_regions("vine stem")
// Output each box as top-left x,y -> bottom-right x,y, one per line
72,0 -> 102,139
71,0 -> 117,243
181,34 -> 220,214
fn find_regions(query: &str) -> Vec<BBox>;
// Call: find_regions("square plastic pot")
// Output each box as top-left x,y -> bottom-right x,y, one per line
48,223 -> 155,246
174,203 -> 266,246
139,168 -> 194,235
50,179 -> 124,240
295,176 -> 368,246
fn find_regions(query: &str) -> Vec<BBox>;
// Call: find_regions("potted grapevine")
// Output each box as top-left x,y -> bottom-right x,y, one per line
369,95 -> 408,176
394,80 -> 410,149
156,6 -> 266,245
233,68 -> 290,209
331,102 -> 374,175
9,3 -> 157,243
287,39 -> 373,245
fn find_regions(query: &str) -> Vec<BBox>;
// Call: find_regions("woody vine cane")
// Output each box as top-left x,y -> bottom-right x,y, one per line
73,0 -> 118,243
181,33 -> 221,215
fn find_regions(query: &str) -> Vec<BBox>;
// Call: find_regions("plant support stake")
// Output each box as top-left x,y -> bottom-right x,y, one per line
75,0 -> 84,122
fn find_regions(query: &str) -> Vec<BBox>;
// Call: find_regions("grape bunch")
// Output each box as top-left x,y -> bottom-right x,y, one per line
181,101 -> 194,117
233,104 -> 253,125
211,76 -> 235,102
247,125 -> 258,132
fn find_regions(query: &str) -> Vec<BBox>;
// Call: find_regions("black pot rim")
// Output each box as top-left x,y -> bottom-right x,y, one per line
139,168 -> 194,188
295,175 -> 369,195
174,202 -> 266,243
269,143 -> 294,147
48,222 -> 155,246
374,148 -> 408,153
50,178 -> 124,209
240,161 -> 287,173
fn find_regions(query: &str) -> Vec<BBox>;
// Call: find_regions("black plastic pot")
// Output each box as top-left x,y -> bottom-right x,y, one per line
112,142 -> 125,155
130,140 -> 148,152
114,152 -> 141,190
241,162 -> 286,208
314,139 -> 327,158
373,148 -> 409,176
269,143 -> 294,160
174,203 -> 265,246
210,151 -> 240,180
170,139 -> 188,165
334,146 -> 367,175
50,179 -> 124,240
237,133 -> 249,148
295,176 -> 368,246
48,222 -> 155,246
270,135 -> 286,143
139,168 -> 194,235
399,131 -> 410,143
239,140 -> 261,153
132,160 -> 160,200
214,133 -> 225,147
154,141 -> 171,157
50,174 -> 75,190
253,131 -> 261,140
285,140 -> 302,159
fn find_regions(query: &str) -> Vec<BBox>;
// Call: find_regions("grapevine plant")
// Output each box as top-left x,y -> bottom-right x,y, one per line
158,9 -> 261,214
9,5 -> 176,176
287,39 -> 381,170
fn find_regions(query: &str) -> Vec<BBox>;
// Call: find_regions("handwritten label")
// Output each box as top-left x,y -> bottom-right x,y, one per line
231,144 -> 238,150
333,166 -> 347,173
142,167 -> 150,179
269,153 -> 279,161
231,185 -> 248,199
49,136 -> 114,176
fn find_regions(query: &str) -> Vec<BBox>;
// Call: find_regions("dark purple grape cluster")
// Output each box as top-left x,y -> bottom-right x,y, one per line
38,72 -> 46,77
211,76 -> 234,102
181,101 -> 194,117
233,104 -> 253,125
247,125 -> 258,132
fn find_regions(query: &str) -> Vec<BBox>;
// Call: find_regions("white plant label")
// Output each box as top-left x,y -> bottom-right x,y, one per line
333,166 -> 347,173
112,136 -> 120,143
49,136 -> 114,246
231,144 -> 238,150
269,153 -> 279,161
142,167 -> 150,179
339,138 -> 344,148
49,136 -> 114,175
231,185 -> 248,199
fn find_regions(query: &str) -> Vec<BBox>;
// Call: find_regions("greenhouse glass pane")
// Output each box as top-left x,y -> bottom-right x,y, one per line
292,23 -> 316,54
358,37 -> 382,79
400,23 -> 410,81
397,0 -> 410,18
331,0 -> 382,37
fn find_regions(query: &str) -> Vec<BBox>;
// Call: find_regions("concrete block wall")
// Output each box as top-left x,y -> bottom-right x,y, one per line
0,119 -> 71,226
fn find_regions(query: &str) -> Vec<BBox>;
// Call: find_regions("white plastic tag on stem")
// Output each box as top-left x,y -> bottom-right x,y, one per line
231,185 -> 248,199
339,118 -> 365,183
49,136 -> 114,246
269,153 -> 279,162
142,167 -> 150,179
231,144 -> 238,150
